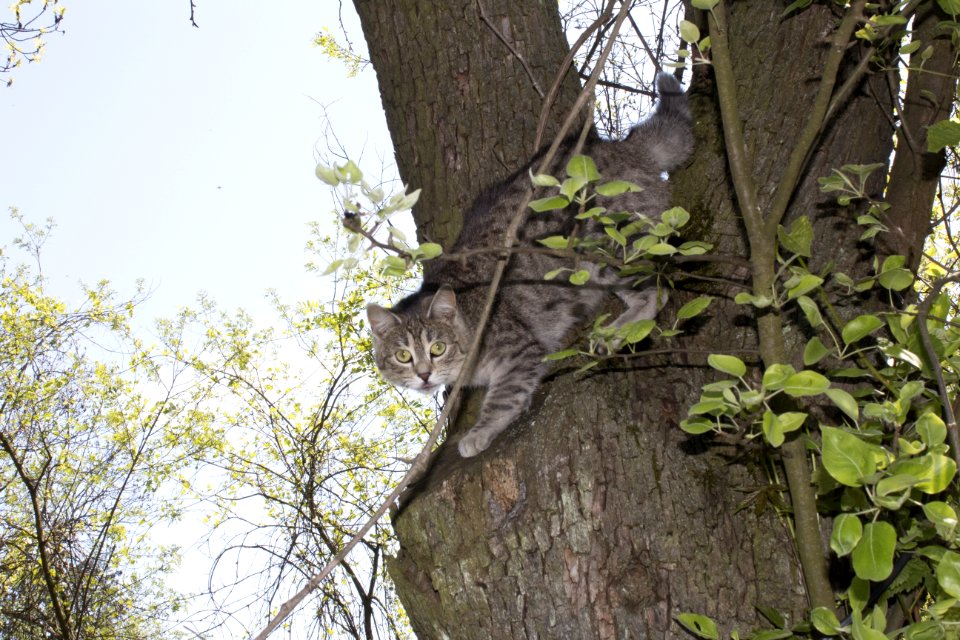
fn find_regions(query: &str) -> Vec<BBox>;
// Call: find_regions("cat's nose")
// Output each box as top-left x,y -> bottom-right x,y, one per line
417,372 -> 431,383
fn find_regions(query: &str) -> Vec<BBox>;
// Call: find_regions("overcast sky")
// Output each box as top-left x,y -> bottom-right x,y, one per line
1,1 -> 395,325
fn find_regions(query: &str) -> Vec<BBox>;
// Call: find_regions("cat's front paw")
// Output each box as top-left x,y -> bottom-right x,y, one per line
458,428 -> 494,457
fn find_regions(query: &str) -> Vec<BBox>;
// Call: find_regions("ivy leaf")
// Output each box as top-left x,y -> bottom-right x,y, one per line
851,521 -> 896,581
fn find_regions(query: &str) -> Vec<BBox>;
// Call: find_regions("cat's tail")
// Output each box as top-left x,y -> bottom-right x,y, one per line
626,72 -> 693,172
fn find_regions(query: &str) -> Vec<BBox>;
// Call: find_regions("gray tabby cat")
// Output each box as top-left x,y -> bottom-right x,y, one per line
367,73 -> 692,457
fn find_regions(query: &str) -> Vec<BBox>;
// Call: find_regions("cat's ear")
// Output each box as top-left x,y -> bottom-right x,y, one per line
427,286 -> 458,321
367,304 -> 401,338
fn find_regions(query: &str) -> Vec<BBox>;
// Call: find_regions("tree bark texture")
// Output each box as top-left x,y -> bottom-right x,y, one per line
353,1 -> 934,638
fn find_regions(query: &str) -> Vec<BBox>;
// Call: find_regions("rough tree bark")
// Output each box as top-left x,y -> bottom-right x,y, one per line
352,1 -> 950,638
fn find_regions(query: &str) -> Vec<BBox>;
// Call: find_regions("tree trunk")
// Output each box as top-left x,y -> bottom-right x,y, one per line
353,1 -> 929,638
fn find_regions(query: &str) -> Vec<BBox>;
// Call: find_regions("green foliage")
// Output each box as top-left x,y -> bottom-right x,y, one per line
160,230 -> 423,638
0,213 -> 196,639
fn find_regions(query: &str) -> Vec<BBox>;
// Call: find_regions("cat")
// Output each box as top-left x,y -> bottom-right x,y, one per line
367,72 -> 692,457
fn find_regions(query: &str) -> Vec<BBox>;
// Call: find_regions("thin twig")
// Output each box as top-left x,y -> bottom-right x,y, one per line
477,0 -> 544,98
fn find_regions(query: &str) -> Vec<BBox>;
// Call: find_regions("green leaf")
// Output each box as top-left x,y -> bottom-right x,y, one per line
787,274 -> 824,300
680,417 -> 715,435
878,268 -> 913,291
676,296 -> 713,321
831,513 -> 863,557
803,336 -> 831,366
530,172 -> 560,187
795,295 -> 823,328
937,0 -> 960,17
569,270 -> 591,285
560,176 -> 589,201
618,319 -> 656,345
538,235 -> 572,249
923,501 -> 958,540
782,370 -> 830,397
762,363 -> 797,390
734,292 -> 773,308
675,613 -> 719,640
679,20 -> 700,44
566,154 -> 601,181
707,354 -> 746,377
529,195 -> 571,212
315,163 -> 340,185
890,454 -> 956,494
543,268 -> 567,281
851,609 -> 888,640
851,521 -> 896,581
916,413 -> 947,447
782,0 -> 813,16
842,315 -> 884,345
826,388 -> 859,422
543,348 -> 580,361
778,215 -> 813,258
904,620 -> 946,640
677,240 -> 712,255
418,242 -> 443,260
810,606 -> 843,636
937,550 -> 960,598
763,411 -> 807,447
645,242 -> 677,256
821,426 -> 878,486
595,180 -> 642,196
661,206 -> 691,229
927,119 -> 960,153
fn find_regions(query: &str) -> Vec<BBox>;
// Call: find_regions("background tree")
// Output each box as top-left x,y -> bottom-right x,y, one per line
2,0 -> 65,84
0,214 -> 202,639
328,0 -> 960,638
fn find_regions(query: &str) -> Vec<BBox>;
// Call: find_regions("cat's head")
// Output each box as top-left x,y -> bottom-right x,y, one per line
366,286 -> 469,393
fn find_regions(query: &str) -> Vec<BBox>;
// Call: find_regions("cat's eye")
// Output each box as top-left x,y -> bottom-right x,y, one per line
430,342 -> 446,357
395,349 -> 412,363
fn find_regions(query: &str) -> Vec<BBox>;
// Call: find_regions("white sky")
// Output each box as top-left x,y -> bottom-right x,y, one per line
1,0 -> 395,324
